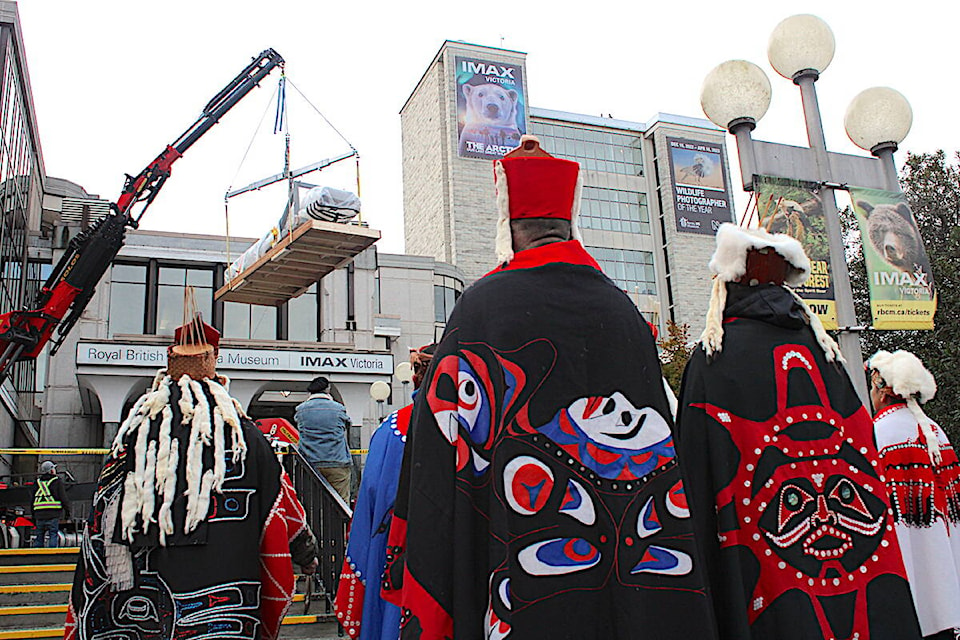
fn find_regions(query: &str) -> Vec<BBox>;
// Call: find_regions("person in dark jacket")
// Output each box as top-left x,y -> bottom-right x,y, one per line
295,376 -> 352,502
32,460 -> 67,548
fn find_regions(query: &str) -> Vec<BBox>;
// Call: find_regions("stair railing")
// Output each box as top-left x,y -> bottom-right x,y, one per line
282,448 -> 352,617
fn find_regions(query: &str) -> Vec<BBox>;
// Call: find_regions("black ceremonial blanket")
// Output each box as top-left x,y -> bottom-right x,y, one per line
383,241 -> 717,640
676,283 -> 921,640
66,381 -> 292,640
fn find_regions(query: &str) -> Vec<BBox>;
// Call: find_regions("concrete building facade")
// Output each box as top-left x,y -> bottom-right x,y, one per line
400,41 -> 735,335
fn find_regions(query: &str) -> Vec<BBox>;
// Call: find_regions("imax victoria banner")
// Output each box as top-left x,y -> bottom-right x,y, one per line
455,56 -> 526,159
850,187 -> 937,330
755,176 -> 837,329
666,137 -> 733,235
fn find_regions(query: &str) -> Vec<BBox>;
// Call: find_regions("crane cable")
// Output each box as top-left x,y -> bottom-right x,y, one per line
222,70 -> 283,273
286,78 -> 363,219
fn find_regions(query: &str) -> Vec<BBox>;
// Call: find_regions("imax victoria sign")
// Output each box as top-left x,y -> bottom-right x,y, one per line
77,342 -> 393,374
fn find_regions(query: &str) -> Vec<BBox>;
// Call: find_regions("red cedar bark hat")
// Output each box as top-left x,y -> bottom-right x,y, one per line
493,135 -> 583,264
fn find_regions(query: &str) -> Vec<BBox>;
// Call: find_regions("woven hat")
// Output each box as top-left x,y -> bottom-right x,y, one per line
493,136 -> 583,264
700,223 -> 842,362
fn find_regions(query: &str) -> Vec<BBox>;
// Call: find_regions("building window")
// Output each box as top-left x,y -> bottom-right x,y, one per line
529,121 -> 643,176
586,246 -> 657,296
224,302 -> 277,340
156,266 -> 213,335
109,263 -> 147,335
579,187 -> 650,235
288,284 -> 318,342
434,274 -> 463,323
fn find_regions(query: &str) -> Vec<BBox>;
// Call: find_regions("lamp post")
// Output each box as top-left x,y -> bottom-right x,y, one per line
700,14 -> 913,402
370,380 -> 391,422
394,361 -> 414,403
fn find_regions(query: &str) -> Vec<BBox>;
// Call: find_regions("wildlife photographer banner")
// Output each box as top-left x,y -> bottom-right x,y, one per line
455,56 -> 526,159
754,176 -> 837,329
666,137 -> 733,235
850,187 -> 936,330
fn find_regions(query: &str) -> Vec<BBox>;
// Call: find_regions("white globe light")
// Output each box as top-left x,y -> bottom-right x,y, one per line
701,60 -> 772,130
768,14 -> 835,79
844,87 -> 913,151
370,380 -> 391,402
395,361 -> 414,384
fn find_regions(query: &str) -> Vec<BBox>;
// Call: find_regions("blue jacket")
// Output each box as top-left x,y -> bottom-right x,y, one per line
295,393 -> 352,467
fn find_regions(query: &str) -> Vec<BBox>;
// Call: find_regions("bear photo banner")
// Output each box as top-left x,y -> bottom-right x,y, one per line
455,57 -> 526,160
754,176 -> 837,329
850,187 -> 936,330
666,137 -> 733,235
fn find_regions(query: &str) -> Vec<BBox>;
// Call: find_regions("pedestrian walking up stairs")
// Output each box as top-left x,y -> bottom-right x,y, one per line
0,548 -> 342,639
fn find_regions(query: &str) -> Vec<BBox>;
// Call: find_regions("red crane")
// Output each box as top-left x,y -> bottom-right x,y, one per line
0,49 -> 284,382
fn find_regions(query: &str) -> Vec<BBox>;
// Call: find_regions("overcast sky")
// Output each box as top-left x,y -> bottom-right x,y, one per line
17,1 -> 957,255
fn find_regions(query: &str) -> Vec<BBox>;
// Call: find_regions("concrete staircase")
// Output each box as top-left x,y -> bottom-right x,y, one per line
0,548 -> 342,639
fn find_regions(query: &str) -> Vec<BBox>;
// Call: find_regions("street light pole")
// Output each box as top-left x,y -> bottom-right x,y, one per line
794,70 -> 865,389
701,15 -> 914,404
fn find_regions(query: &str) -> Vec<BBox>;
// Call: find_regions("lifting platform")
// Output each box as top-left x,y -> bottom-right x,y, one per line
215,219 -> 380,306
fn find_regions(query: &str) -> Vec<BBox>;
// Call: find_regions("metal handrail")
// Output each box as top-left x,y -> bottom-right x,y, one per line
282,448 -> 352,618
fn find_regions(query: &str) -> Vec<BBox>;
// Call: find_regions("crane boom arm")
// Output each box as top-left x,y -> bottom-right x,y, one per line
0,49 -> 284,382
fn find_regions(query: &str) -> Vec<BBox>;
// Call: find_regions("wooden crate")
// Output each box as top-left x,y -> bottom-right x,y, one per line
215,219 -> 380,306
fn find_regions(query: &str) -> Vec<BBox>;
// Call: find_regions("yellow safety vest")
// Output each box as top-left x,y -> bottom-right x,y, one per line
33,478 -> 61,511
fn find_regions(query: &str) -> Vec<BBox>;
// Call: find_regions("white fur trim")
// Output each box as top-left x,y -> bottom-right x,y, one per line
189,379 -> 212,444
155,407 -> 173,493
709,223 -> 810,286
158,440 -> 178,545
494,161 -> 514,264
112,394 -> 147,457
786,289 -> 844,363
208,378 -> 247,463
868,349 -> 940,465
212,407 -> 226,492
662,377 -> 678,420
120,473 -> 140,542
140,441 -> 157,534
570,171 -> 583,242
867,350 -> 937,403
178,375 -> 195,424
699,277 -> 727,357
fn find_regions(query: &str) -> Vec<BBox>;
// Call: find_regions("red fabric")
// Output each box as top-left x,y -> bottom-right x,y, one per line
495,156 -> 579,220
400,564 -> 454,640
258,470 -> 305,640
484,240 -> 601,277
334,557 -> 366,638
381,514 -> 407,607
63,604 -> 76,640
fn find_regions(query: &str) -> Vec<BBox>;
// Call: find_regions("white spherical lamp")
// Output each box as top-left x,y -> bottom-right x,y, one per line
394,362 -> 414,384
844,87 -> 913,152
370,380 -> 391,402
701,60 -> 772,130
768,14 -> 835,80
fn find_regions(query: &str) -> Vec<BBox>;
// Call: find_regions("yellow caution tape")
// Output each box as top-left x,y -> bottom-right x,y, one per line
0,448 -> 109,456
350,449 -> 369,455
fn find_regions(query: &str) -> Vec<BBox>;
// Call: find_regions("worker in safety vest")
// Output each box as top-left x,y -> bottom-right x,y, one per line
32,460 -> 67,548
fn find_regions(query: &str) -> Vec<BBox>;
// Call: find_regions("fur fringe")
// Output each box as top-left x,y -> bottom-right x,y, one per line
570,171 -> 583,242
494,160 -> 514,265
158,439 -> 179,546
699,277 -> 727,357
906,398 -> 942,466
207,379 -> 247,463
178,375 -> 195,424
102,492 -> 133,590
212,408 -> 226,492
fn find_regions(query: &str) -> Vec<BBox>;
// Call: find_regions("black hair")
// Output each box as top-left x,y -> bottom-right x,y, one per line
307,376 -> 330,394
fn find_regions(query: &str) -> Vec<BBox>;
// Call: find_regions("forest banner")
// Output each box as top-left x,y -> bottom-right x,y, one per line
850,187 -> 937,330
754,176 -> 837,329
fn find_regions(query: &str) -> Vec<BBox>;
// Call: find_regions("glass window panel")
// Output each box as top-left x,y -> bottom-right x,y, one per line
109,282 -> 145,335
434,285 -> 445,323
250,306 -> 276,340
223,302 -> 250,339
186,269 -> 212,287
444,286 -> 456,321
112,264 -> 145,283
289,287 -> 318,341
158,267 -> 185,286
